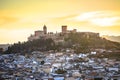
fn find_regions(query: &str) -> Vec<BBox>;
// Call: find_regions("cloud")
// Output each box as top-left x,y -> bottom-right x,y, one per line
50,14 -> 78,22
65,11 -> 120,27
19,17 -> 48,24
90,17 -> 120,26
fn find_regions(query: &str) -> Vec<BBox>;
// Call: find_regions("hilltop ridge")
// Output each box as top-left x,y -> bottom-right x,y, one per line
3,32 -> 120,54
102,35 -> 120,43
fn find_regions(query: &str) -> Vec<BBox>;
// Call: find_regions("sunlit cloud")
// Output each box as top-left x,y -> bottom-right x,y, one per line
67,11 -> 120,27
90,17 -> 120,26
75,11 -> 100,21
20,17 -> 49,23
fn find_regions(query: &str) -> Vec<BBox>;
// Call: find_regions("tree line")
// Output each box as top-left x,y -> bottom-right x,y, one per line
4,38 -> 57,54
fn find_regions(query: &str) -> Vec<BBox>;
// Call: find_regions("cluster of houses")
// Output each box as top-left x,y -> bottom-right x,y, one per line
0,50 -> 120,80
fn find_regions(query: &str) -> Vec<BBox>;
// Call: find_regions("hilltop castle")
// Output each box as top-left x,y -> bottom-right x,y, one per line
28,25 -> 99,43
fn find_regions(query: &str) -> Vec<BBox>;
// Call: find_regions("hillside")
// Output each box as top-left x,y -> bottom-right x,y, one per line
102,35 -> 120,43
64,33 -> 120,53
3,33 -> 120,54
4,38 -> 56,54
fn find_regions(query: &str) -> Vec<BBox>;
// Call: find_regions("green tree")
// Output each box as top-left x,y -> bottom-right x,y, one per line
55,69 -> 67,74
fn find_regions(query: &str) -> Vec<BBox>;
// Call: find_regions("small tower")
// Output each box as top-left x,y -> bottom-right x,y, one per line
62,25 -> 67,33
43,25 -> 47,34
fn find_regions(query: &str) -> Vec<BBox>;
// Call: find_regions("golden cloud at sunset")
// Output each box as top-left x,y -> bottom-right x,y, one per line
68,11 -> 120,27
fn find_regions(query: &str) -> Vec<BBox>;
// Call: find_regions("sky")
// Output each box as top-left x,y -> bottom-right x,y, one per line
0,0 -> 120,44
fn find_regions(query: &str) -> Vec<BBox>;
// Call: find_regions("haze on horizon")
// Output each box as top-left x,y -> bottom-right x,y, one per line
0,0 -> 120,44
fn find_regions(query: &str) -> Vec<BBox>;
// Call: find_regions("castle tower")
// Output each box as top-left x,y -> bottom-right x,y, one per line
62,25 -> 67,33
43,25 -> 47,34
